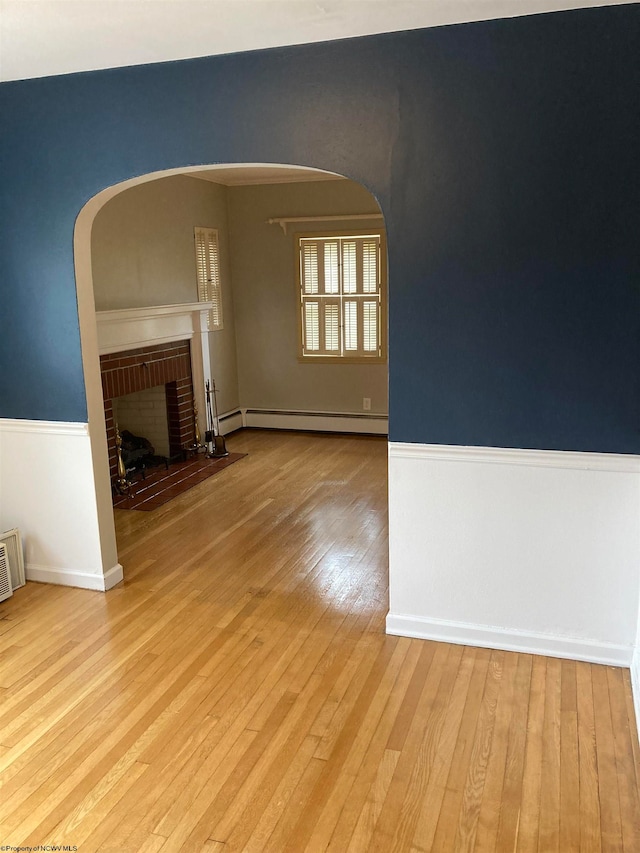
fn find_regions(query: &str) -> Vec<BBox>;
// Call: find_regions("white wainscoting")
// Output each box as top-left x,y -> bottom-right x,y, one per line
0,419 -> 122,591
387,442 -> 640,667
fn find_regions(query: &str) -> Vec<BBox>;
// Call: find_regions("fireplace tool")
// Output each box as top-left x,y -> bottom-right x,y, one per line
191,398 -> 205,453
205,379 -> 228,458
114,424 -> 134,495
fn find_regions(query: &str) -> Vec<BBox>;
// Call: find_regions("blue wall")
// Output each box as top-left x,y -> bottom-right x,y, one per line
1,5 -> 638,452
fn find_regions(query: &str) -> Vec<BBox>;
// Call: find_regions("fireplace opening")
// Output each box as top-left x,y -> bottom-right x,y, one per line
117,428 -> 169,478
113,385 -> 170,457
100,340 -> 196,491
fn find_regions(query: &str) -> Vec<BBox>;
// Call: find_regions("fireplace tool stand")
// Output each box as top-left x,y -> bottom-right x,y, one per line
205,379 -> 228,458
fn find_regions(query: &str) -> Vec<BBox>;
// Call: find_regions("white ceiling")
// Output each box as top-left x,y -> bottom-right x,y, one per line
0,0 -> 631,83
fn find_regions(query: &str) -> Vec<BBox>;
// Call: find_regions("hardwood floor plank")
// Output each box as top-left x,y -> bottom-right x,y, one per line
560,659 -> 581,853
494,652 -> 533,851
0,653 -> 160,822
576,660 -> 602,853
173,690 -> 301,850
473,650 -> 520,852
538,657 -> 562,853
516,655 -> 546,852
157,728 -> 260,850
452,649 -> 504,851
606,666 -> 640,852
346,748 -> 400,852
12,630 -> 244,845
137,835 -> 170,853
220,632 -> 377,846
79,714 -> 222,852
621,669 -> 640,792
49,759 -> 150,846
324,641 -> 422,851
401,645 -> 476,853
279,637 -> 401,852
385,640 -> 437,752
305,640 -> 415,851
592,664 -> 624,851
385,644 -> 472,853
428,647 -> 492,852
0,589 -> 200,751
261,756 -> 327,853
226,734 -> 321,853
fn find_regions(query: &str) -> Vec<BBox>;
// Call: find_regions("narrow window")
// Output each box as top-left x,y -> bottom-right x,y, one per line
194,226 -> 223,330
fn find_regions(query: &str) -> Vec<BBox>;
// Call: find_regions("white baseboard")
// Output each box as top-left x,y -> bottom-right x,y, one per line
26,562 -> 123,591
243,408 -> 388,435
102,563 -> 124,590
386,613 -> 632,667
632,648 -> 640,732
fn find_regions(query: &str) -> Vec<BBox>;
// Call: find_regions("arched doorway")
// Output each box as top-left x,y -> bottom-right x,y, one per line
75,163 -> 388,583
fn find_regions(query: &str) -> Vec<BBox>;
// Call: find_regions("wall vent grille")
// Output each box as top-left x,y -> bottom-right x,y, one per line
0,544 -> 13,602
0,529 -> 25,589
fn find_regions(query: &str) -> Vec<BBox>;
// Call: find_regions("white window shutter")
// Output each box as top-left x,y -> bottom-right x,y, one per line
363,301 -> 378,351
323,241 -> 340,294
324,302 -> 340,352
302,243 -> 319,294
304,302 -> 320,351
343,241 -> 357,294
194,227 -> 223,330
344,300 -> 358,351
362,240 -> 378,294
298,232 -> 383,359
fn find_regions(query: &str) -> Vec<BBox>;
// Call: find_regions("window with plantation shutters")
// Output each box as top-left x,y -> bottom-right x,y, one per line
194,227 -> 223,330
298,232 -> 386,361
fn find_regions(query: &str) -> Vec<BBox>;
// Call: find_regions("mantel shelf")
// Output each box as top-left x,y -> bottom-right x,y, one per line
96,303 -> 213,355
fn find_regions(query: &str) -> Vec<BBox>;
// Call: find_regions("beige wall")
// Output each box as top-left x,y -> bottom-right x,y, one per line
227,180 -> 388,415
91,175 -> 240,414
91,174 -> 388,420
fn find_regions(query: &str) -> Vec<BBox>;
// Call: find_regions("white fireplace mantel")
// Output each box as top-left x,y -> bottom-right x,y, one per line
95,302 -> 213,355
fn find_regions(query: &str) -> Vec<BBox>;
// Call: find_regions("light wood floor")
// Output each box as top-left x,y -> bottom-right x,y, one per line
1,430 -> 639,852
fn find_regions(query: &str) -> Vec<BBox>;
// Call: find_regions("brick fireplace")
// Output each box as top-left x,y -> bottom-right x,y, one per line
100,341 -> 195,482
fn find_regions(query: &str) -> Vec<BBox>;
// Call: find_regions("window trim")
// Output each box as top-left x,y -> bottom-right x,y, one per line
294,228 -> 387,364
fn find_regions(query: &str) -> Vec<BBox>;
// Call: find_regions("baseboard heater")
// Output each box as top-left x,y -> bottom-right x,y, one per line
216,409 -> 244,437
243,408 -> 388,436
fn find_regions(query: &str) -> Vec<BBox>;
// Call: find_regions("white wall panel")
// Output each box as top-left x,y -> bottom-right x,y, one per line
388,442 -> 640,665
0,419 -> 122,591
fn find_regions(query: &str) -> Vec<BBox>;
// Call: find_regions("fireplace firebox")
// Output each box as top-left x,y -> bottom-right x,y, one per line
100,341 -> 195,484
